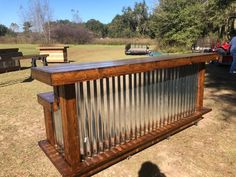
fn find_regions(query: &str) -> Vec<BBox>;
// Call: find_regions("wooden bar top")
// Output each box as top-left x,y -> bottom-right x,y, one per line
32,53 -> 219,86
38,46 -> 69,50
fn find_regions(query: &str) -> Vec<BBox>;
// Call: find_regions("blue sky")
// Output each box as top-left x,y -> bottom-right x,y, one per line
0,0 -> 157,29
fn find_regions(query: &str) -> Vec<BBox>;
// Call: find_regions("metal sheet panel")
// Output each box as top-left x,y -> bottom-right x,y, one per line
75,64 -> 199,159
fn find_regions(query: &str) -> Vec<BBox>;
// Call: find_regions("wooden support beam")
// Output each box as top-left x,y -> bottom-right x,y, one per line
43,107 -> 56,146
196,63 -> 206,111
38,92 -> 56,146
59,84 -> 81,169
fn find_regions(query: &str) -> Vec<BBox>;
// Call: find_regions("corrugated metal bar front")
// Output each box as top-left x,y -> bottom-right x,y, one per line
76,64 -> 199,160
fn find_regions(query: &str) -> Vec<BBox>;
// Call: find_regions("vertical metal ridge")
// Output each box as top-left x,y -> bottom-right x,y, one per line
121,75 -> 126,143
124,75 -> 129,142
75,64 -> 200,160
100,79 -> 106,150
133,73 -> 138,138
53,107 -> 64,150
96,79 -> 104,153
127,74 -> 135,140
137,73 -> 142,137
140,72 -> 144,136
111,77 -> 116,146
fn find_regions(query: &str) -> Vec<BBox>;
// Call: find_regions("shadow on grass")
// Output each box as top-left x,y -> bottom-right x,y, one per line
20,66 -> 31,70
138,161 -> 166,177
205,63 -> 236,121
0,76 -> 33,87
21,76 -> 34,82
205,63 -> 236,90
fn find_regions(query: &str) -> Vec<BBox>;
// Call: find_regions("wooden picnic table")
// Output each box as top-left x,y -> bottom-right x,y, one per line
12,54 -> 49,67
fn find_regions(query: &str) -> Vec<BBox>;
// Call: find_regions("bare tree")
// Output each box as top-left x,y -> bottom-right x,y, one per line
71,9 -> 82,24
22,0 -> 53,43
9,23 -> 19,33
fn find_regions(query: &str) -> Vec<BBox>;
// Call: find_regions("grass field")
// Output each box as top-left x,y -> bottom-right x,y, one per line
0,44 -> 148,62
0,44 -> 236,177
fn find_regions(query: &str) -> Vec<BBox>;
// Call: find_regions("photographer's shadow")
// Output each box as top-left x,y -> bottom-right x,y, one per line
138,161 -> 166,177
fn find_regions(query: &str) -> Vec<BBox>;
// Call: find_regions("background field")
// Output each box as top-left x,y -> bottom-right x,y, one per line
0,45 -> 236,177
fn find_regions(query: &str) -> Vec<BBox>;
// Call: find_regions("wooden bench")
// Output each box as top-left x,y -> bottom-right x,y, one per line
0,48 -> 23,73
125,43 -> 150,55
13,54 -> 49,67
0,48 -> 49,73
32,53 -> 218,177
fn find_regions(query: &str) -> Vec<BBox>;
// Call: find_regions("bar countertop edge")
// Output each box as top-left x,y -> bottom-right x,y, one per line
31,53 -> 219,86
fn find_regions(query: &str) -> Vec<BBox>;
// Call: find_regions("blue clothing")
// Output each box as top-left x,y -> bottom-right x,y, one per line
230,36 -> 236,54
230,36 -> 236,73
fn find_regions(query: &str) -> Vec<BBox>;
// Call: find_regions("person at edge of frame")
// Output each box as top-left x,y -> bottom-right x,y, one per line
229,31 -> 236,74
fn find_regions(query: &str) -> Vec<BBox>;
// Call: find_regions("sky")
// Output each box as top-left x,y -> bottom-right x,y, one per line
0,0 -> 157,29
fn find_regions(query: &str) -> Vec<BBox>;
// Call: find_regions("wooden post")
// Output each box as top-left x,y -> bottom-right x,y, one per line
59,84 -> 81,169
43,107 -> 56,146
196,63 -> 206,111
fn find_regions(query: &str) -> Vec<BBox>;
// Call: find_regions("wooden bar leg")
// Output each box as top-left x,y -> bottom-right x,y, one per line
59,84 -> 81,169
196,62 -> 205,111
43,107 -> 56,146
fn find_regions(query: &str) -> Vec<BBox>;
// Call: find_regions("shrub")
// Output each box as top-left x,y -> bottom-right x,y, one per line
51,23 -> 93,44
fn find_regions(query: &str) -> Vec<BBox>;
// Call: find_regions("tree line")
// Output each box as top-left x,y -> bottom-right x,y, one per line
0,0 -> 235,48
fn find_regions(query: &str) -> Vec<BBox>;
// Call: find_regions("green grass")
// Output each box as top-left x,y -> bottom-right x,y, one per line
0,44 -> 152,63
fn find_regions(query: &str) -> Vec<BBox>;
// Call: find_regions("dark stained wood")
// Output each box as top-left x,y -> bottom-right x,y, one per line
38,140 -> 74,177
196,63 -> 206,111
31,69 -> 52,85
0,50 -> 22,73
38,92 -> 54,110
32,53 -> 219,86
0,48 -> 19,53
37,92 -> 56,146
43,107 -> 56,146
59,84 -> 81,169
0,66 -> 21,73
53,86 -> 60,111
39,46 -> 69,50
0,52 -> 23,59
39,108 -> 211,177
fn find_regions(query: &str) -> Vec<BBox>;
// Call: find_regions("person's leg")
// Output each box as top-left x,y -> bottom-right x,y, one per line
230,54 -> 236,73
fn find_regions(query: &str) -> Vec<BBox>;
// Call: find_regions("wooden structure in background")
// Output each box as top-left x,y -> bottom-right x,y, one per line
39,46 -> 69,63
125,43 -> 150,55
32,53 -> 218,177
13,54 -> 49,67
0,48 -> 22,73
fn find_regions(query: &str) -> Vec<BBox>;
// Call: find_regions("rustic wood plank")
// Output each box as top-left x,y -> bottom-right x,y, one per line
0,48 -> 19,53
38,140 -> 73,177
37,92 -> 56,146
37,92 -> 54,110
39,108 -> 211,177
39,46 -> 69,63
59,84 -> 81,169
32,53 -> 219,86
0,49 -> 22,73
43,107 -> 56,146
196,63 -> 206,111
0,66 -> 21,73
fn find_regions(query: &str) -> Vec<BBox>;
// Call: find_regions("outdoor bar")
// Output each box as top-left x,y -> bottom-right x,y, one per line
32,53 -> 218,177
